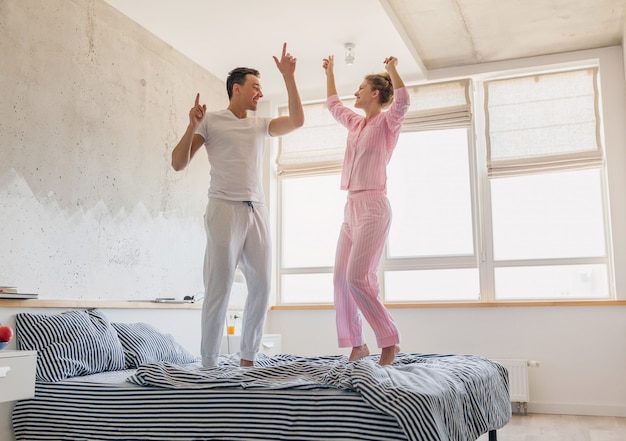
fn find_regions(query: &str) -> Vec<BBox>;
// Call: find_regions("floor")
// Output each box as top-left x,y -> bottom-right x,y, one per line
477,414 -> 626,441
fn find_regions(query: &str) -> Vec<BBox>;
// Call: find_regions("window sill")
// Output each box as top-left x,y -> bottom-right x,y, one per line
271,299 -> 626,310
0,299 -> 202,309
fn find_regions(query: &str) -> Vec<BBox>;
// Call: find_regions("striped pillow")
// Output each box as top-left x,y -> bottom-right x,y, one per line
15,309 -> 126,382
111,322 -> 197,368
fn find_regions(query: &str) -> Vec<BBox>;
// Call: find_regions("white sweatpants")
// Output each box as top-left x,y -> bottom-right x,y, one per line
333,190 -> 400,349
200,198 -> 271,367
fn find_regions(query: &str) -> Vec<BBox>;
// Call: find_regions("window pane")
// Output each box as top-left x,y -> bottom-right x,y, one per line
384,269 -> 480,301
494,264 -> 609,300
387,129 -> 474,257
280,273 -> 333,304
490,169 -> 606,260
281,174 -> 344,268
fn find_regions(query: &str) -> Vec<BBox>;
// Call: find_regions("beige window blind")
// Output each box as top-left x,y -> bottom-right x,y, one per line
402,79 -> 472,131
485,67 -> 602,178
276,79 -> 472,177
276,100 -> 353,176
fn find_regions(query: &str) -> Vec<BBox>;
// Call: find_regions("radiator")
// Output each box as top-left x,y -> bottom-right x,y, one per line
494,359 -> 530,414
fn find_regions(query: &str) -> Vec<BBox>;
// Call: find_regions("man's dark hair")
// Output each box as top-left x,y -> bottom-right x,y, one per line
226,67 -> 260,99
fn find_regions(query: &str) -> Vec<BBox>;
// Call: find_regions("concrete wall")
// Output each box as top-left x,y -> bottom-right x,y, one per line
0,0 -> 227,300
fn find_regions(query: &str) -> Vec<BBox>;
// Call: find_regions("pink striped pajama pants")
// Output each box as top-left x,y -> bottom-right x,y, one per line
333,190 -> 400,349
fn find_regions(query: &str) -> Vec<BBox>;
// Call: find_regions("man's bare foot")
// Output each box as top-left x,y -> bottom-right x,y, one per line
379,345 -> 400,366
349,344 -> 370,362
240,359 -> 254,367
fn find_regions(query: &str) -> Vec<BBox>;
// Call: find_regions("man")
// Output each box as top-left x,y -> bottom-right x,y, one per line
171,43 -> 304,367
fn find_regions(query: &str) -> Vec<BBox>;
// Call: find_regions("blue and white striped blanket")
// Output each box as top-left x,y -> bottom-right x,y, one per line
128,353 -> 511,441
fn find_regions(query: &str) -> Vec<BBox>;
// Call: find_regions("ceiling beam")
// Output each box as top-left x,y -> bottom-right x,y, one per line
379,0 -> 429,80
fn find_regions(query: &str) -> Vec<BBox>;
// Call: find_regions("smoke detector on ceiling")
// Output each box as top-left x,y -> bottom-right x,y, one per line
344,43 -> 355,65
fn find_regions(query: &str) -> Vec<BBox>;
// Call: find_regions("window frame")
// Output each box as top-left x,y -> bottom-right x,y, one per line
273,60 -> 616,306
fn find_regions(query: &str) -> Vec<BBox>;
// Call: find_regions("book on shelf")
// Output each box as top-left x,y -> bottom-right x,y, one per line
0,289 -> 39,299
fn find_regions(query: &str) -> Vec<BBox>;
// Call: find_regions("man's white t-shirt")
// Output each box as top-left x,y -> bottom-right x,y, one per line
195,109 -> 271,203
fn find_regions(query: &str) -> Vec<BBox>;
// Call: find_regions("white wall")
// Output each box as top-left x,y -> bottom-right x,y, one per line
267,305 -> 626,417
623,20 -> 626,88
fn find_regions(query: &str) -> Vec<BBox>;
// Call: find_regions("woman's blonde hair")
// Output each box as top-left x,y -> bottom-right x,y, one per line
365,72 -> 394,106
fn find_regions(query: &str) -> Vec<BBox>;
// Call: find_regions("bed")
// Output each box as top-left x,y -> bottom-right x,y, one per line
11,309 -> 511,441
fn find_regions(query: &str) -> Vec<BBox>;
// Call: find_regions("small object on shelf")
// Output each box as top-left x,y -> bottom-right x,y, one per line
153,297 -> 193,303
0,324 -> 13,349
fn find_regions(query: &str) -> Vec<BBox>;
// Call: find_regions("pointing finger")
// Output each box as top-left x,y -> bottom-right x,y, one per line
195,93 -> 200,106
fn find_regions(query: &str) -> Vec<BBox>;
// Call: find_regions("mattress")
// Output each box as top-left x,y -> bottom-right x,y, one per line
13,353 -> 511,441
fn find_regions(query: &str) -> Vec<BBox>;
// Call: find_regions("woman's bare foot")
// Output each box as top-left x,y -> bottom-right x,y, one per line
240,359 -> 254,367
379,345 -> 400,366
349,344 -> 370,362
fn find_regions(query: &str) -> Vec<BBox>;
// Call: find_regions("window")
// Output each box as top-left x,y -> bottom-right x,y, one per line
275,66 -> 613,305
386,129 -> 474,258
383,128 -> 480,302
279,174 -> 343,304
485,68 -> 611,300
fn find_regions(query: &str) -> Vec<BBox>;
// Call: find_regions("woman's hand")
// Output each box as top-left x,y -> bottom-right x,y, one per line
322,55 -> 334,76
384,56 -> 398,71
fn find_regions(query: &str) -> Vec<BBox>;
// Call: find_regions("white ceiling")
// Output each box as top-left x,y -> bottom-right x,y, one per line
104,0 -> 626,103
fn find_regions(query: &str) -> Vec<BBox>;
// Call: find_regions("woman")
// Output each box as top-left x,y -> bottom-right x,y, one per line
323,54 -> 410,366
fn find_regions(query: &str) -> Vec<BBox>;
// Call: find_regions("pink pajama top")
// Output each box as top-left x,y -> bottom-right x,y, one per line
326,87 -> 410,191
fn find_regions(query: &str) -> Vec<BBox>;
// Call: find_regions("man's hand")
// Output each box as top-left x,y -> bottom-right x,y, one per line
189,93 -> 207,128
273,42 -> 297,78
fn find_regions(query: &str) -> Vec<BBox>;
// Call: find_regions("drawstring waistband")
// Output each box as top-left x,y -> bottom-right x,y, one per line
244,201 -> 254,213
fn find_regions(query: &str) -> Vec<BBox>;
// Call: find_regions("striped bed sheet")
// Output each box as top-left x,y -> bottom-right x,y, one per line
12,353 -> 511,441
